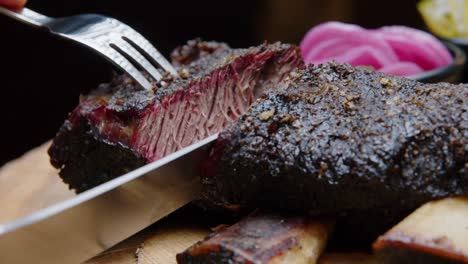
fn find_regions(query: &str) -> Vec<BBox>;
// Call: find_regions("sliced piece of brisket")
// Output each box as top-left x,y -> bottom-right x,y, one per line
201,62 -> 467,242
48,40 -> 302,192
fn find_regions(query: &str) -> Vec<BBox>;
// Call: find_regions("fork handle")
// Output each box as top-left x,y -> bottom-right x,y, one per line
0,6 -> 52,28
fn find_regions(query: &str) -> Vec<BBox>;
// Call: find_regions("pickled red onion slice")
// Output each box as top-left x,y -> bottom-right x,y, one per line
300,22 -> 453,77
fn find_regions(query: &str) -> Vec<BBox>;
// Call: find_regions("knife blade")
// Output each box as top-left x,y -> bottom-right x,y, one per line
0,134 -> 218,264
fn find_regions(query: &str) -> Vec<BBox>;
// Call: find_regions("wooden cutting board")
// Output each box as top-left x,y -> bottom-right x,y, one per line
0,142 -> 378,264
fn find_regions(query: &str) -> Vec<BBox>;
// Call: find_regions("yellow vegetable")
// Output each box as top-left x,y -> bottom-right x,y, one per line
418,0 -> 468,38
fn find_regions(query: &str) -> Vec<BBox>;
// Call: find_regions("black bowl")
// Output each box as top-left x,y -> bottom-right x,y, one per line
408,41 -> 466,83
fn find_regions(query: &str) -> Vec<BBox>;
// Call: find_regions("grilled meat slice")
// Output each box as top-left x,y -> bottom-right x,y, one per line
48,40 -> 302,192
176,210 -> 333,264
201,62 -> 467,241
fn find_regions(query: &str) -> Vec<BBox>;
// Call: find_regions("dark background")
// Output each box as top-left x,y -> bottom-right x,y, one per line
0,0 -> 421,164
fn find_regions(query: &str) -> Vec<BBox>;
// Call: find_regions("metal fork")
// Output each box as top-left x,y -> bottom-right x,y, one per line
0,6 -> 177,90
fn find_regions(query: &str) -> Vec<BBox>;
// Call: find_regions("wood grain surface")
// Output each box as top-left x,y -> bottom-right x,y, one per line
0,142 -> 74,224
0,142 -> 378,264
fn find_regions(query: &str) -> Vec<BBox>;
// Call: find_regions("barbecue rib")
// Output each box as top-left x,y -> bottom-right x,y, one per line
201,62 -> 467,241
177,211 -> 333,264
48,40 -> 302,192
374,197 -> 468,263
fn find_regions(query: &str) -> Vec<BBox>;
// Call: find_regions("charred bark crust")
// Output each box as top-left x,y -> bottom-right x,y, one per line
202,63 -> 467,242
48,118 -> 145,193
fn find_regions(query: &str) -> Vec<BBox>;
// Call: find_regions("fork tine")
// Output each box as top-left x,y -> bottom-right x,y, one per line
111,38 -> 163,82
122,35 -> 178,76
92,43 -> 153,90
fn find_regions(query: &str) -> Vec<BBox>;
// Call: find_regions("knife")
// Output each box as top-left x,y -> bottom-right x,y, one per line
0,134 -> 217,264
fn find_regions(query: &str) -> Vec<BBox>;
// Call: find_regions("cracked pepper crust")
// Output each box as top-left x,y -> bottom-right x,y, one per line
202,62 -> 467,242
